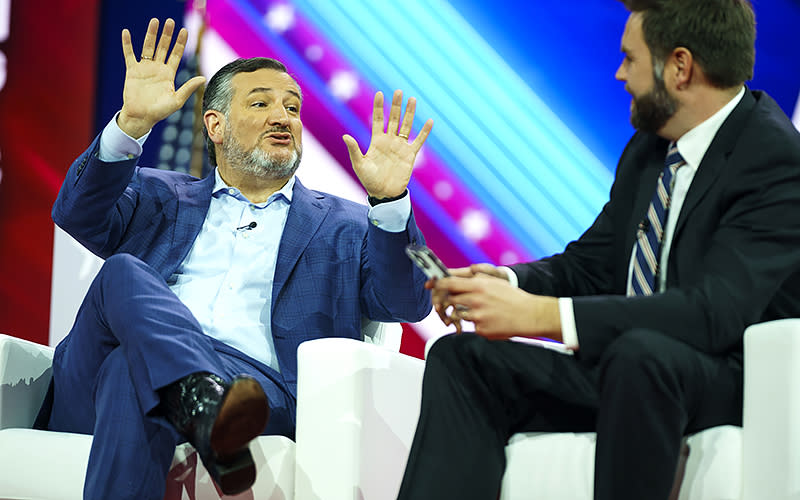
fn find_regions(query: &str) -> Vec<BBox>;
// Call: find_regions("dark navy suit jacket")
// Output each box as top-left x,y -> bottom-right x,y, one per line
511,89 -> 800,365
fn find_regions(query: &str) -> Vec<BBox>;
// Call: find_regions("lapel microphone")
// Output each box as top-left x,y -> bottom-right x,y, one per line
236,221 -> 258,231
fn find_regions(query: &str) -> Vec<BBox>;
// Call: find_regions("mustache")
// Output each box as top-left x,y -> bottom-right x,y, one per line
261,127 -> 293,138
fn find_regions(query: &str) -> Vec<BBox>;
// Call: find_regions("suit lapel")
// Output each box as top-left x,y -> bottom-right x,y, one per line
172,174 -> 215,266
673,89 -> 756,239
272,179 -> 330,312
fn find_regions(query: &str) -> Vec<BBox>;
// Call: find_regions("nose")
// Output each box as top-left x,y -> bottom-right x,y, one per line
615,60 -> 626,82
267,104 -> 289,127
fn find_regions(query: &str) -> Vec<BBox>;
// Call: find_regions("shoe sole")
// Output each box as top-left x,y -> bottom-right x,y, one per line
210,377 -> 270,495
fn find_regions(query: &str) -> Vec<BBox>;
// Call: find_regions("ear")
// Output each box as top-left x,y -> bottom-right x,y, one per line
669,47 -> 694,91
204,110 -> 225,145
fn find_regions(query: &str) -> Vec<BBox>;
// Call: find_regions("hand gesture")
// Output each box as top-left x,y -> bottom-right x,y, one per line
343,90 -> 433,199
118,18 -> 206,138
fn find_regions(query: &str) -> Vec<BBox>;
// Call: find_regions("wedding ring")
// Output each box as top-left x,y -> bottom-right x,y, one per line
141,55 -> 153,60
398,133 -> 409,139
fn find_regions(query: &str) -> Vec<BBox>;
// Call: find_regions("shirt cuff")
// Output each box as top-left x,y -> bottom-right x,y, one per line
367,193 -> 412,233
558,297 -> 580,350
498,266 -> 519,287
98,112 -> 150,162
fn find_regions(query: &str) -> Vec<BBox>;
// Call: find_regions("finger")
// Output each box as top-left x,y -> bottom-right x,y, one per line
140,18 -> 159,61
448,266 -> 478,278
371,91 -> 385,138
412,118 -> 434,153
436,303 -> 450,325
121,29 -> 136,67
398,96 -> 416,139
435,276 -> 481,294
167,28 -> 189,70
342,134 -> 364,169
175,76 -> 206,106
154,18 -> 175,63
386,89 -> 403,135
471,263 -> 506,280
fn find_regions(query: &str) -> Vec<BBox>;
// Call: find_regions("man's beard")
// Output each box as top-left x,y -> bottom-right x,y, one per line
630,70 -> 678,133
221,125 -> 302,180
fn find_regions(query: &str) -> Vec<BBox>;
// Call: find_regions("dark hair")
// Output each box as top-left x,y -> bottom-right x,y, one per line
202,57 -> 291,166
619,0 -> 756,88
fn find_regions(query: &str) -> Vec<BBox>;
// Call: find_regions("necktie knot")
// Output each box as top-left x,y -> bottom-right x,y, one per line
665,143 -> 686,173
663,143 -> 686,190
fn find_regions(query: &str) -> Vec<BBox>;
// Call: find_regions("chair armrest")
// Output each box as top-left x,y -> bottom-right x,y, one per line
295,337 -> 425,500
742,319 -> 800,500
361,318 -> 403,353
0,334 -> 54,429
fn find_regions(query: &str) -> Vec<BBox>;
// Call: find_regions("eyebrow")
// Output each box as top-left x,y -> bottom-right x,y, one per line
247,87 -> 303,101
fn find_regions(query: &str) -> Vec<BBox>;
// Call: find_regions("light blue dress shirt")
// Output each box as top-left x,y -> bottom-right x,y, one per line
98,114 -> 412,370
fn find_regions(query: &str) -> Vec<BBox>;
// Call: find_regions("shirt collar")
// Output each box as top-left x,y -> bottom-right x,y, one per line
211,168 -> 296,206
675,86 -> 745,170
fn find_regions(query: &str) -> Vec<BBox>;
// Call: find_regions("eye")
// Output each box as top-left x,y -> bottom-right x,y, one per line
251,101 -> 266,108
286,104 -> 299,113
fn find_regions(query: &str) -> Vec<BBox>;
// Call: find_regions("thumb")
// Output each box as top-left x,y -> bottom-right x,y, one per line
342,134 -> 364,169
175,76 -> 206,107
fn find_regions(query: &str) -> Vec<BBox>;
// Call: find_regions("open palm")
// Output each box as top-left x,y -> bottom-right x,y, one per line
343,90 -> 433,199
118,18 -> 205,138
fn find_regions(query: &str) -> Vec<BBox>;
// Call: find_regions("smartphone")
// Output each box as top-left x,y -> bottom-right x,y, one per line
405,244 -> 450,279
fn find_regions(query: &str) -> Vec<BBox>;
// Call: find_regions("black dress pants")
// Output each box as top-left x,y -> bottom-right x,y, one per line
396,330 -> 742,500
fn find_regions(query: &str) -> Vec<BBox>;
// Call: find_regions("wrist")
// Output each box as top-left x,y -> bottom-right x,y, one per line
368,189 -> 408,206
117,109 -> 154,139
538,297 -> 563,341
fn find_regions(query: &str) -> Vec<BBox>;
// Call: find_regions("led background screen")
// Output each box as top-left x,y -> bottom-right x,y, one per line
1,0 -> 798,358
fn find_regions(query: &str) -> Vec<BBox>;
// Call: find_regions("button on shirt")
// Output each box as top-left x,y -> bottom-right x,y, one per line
98,114 -> 412,371
168,172 -> 293,370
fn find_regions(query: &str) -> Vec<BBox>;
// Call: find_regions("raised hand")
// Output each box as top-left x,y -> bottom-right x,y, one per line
342,90 -> 433,198
118,18 -> 206,138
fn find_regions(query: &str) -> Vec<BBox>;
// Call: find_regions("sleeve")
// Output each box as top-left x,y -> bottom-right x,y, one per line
52,132 -> 141,258
358,207 -> 433,323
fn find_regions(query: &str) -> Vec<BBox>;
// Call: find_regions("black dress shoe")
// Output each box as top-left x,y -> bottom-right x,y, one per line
160,372 -> 270,495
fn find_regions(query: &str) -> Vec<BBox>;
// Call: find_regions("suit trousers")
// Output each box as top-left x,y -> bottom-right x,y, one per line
46,253 -> 295,500
396,331 -> 742,500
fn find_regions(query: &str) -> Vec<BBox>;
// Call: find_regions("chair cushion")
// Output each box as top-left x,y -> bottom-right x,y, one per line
0,428 -> 295,500
500,425 -> 741,500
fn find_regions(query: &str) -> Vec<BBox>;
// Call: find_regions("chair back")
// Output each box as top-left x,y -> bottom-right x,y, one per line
0,334 -> 54,429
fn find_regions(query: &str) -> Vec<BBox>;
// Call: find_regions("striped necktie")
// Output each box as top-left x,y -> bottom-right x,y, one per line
629,143 -> 686,296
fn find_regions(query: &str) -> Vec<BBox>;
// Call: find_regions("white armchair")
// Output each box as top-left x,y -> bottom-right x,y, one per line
0,320 -> 401,500
0,332 -> 296,500
291,319 -> 800,500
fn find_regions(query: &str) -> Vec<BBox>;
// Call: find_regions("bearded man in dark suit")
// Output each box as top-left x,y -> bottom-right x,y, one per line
396,1 -> 800,499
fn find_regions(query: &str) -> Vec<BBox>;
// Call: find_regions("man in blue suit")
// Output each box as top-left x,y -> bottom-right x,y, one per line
42,18 -> 433,500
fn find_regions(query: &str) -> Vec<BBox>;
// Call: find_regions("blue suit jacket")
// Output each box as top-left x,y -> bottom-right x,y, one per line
52,136 -> 432,394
